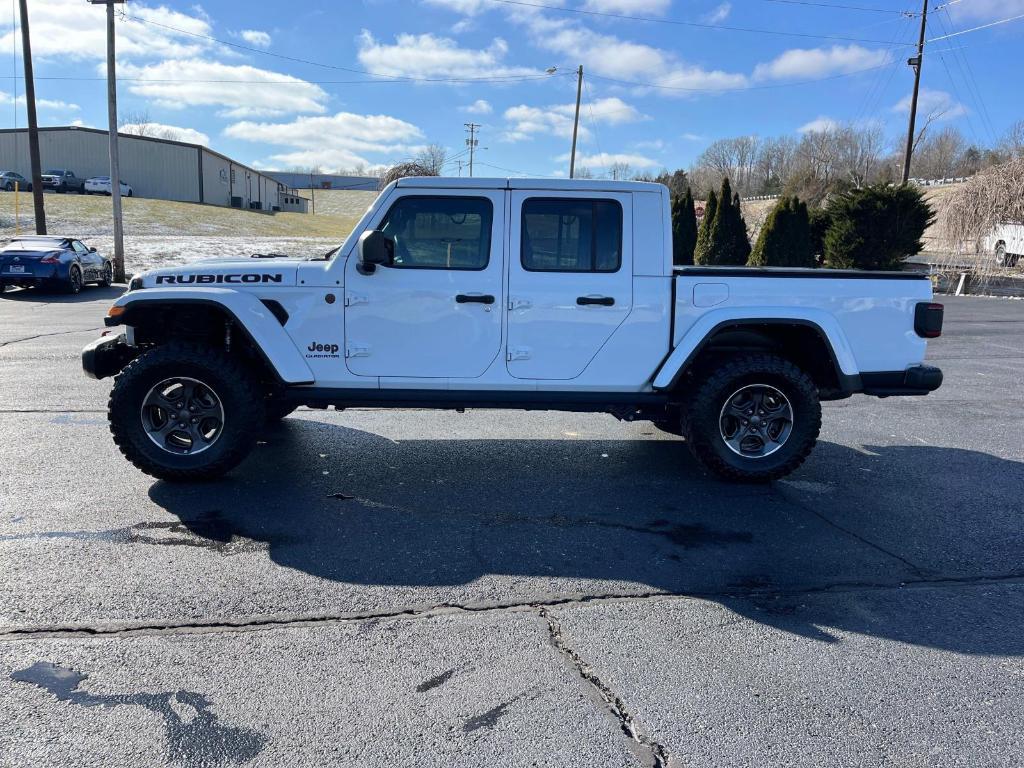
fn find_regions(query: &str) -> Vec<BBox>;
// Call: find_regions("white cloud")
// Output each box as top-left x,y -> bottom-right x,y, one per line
892,89 -> 967,120
239,30 -> 272,48
422,0 -> 491,13
633,139 -> 665,150
583,0 -> 672,13
117,59 -> 327,117
753,44 -> 888,80
556,151 -> 659,169
461,99 -> 493,114
680,132 -> 704,141
754,45 -> 890,80
0,92 -> 80,112
798,116 -> 840,134
703,2 -> 732,23
223,112 -> 425,172
502,97 -> 645,142
947,0 -> 1024,22
120,122 -> 211,145
357,30 -> 536,79
0,0 -> 212,61
516,13 -> 747,93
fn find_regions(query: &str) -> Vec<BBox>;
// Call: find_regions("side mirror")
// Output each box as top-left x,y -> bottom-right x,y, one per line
88,246 -> 97,253
357,230 -> 394,275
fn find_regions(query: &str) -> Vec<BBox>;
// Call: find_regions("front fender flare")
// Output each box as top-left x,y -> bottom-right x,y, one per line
108,287 -> 314,384
652,307 -> 858,390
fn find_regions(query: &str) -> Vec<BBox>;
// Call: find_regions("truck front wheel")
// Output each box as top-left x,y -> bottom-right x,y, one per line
108,342 -> 265,481
683,354 -> 821,482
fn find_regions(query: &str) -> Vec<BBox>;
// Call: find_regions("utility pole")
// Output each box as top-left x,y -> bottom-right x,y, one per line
17,0 -> 45,234
569,65 -> 583,179
901,0 -> 928,184
464,123 -> 479,177
91,0 -> 126,281
456,159 -> 464,177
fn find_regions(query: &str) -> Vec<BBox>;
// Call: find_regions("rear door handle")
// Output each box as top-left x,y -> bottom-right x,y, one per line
577,296 -> 615,306
456,293 -> 495,304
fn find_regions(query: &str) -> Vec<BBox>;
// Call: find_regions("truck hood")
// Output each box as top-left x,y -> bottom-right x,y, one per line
133,258 -> 300,289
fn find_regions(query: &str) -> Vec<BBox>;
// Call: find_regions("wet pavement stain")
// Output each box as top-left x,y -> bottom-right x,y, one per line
11,661 -> 266,766
416,668 -> 457,693
0,512 -> 272,554
463,699 -> 513,733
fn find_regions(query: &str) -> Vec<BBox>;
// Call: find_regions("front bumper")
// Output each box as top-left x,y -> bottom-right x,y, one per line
860,365 -> 944,397
82,333 -> 137,380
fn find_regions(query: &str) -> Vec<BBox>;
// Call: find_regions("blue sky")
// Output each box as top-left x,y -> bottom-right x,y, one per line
1,0 -> 1021,177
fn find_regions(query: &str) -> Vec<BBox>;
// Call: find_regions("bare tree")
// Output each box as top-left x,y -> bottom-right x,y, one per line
836,124 -> 885,187
913,126 -> 967,180
998,120 -> 1024,160
754,136 -> 797,194
118,109 -> 182,141
378,161 -> 437,189
608,161 -> 633,180
574,166 -> 594,179
414,144 -> 448,176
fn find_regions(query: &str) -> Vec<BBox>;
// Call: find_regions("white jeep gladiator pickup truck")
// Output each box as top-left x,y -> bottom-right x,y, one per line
83,177 -> 944,482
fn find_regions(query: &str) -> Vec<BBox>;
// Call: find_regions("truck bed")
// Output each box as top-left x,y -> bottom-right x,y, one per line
673,266 -> 929,280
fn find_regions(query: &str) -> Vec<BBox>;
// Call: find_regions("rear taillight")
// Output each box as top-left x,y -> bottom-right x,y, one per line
915,302 -> 943,338
40,252 -> 61,264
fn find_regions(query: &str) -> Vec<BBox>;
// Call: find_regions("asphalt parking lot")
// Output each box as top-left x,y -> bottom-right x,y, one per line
1,287 -> 1022,767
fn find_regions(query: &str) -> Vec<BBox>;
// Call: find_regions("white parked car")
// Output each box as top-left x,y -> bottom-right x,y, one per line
83,177 -> 944,483
85,176 -> 133,197
982,221 -> 1023,267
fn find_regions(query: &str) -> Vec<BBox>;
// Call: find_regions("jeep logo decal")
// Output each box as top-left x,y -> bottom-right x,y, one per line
155,273 -> 283,285
306,341 -> 340,359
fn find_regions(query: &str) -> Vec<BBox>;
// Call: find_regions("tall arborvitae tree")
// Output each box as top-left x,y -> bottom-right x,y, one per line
703,178 -> 751,266
671,188 -> 698,266
748,196 -> 814,267
693,189 -> 719,265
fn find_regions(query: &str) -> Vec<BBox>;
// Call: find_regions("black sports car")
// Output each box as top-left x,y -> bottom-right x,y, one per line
0,236 -> 112,294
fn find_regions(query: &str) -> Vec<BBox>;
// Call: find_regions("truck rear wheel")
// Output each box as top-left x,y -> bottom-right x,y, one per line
108,342 -> 265,481
683,354 -> 821,482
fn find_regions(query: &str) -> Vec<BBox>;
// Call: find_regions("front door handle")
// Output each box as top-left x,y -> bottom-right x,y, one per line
577,295 -> 615,306
456,294 -> 495,304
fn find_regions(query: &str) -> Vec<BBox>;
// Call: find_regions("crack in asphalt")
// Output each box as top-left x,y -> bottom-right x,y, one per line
2,571 -> 1022,641
540,606 -> 671,768
0,327 -> 102,348
773,484 -> 928,577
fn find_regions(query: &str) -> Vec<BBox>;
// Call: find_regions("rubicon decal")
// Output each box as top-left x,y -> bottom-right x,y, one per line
155,273 -> 283,285
306,341 -> 340,359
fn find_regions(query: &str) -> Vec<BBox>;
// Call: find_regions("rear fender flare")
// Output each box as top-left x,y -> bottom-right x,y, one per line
652,307 -> 858,390
110,287 -> 314,384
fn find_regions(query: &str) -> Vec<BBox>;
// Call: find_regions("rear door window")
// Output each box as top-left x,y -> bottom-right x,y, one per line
521,198 -> 622,273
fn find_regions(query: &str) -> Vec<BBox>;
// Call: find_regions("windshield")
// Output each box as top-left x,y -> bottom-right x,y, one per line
44,170 -> 64,176
3,241 -> 63,251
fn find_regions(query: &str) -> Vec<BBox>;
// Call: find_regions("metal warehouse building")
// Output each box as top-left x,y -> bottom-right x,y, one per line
0,126 -> 308,213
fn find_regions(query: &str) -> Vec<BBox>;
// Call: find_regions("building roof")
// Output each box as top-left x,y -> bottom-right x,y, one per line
0,125 -> 281,188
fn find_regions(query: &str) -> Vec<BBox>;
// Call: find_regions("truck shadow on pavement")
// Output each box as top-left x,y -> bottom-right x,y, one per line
148,419 -> 1024,655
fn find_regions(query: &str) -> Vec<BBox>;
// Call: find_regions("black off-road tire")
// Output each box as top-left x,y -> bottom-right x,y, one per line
651,405 -> 684,436
108,342 -> 265,481
682,353 -> 821,482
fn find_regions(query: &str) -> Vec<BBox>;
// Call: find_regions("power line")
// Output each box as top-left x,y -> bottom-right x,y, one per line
927,11 -> 1024,41
485,0 -> 918,45
756,0 -> 912,13
937,7 -> 998,143
122,11 -> 557,84
584,61 -> 893,92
